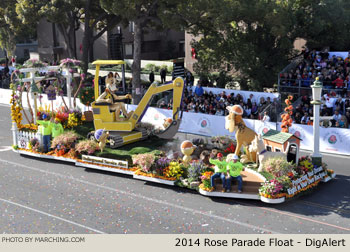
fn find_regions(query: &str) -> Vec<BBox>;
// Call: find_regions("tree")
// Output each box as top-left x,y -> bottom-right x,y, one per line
80,0 -> 122,73
179,0 -> 300,91
16,1 -> 121,72
293,0 -> 350,51
0,0 -> 35,58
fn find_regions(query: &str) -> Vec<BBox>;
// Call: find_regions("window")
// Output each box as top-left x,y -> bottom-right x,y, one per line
179,40 -> 185,57
129,22 -> 134,33
266,146 -> 272,152
275,147 -> 281,152
125,43 -> 133,56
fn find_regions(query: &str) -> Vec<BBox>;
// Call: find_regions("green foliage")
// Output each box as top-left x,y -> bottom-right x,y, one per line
79,85 -> 94,107
144,63 -> 156,72
263,157 -> 295,178
294,0 -> 350,51
0,0 -> 36,55
129,147 -> 152,155
187,0 -> 298,91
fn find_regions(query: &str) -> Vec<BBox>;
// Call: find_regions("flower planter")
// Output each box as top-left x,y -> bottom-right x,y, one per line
322,173 -> 336,183
75,161 -> 134,175
84,111 -> 94,122
323,176 -> 331,182
260,195 -> 285,204
199,188 -> 261,200
132,174 -> 175,186
17,149 -> 76,163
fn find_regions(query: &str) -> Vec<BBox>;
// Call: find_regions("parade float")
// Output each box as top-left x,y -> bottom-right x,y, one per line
9,60 -> 336,204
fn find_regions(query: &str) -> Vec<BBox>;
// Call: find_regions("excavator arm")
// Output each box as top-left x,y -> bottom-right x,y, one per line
129,77 -> 184,125
129,77 -> 184,139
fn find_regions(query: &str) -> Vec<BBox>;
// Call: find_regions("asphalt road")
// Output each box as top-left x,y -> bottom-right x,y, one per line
0,104 -> 349,234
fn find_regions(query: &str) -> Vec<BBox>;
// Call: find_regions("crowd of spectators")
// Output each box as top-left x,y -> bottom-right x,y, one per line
279,48 -> 350,128
280,48 -> 350,97
158,84 -> 281,121
291,93 -> 350,128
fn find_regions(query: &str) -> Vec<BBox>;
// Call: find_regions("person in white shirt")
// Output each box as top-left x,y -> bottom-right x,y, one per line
262,111 -> 270,122
332,110 -> 342,122
301,112 -> 310,124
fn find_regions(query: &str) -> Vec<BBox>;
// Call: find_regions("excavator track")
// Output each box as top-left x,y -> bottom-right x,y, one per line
107,133 -> 124,149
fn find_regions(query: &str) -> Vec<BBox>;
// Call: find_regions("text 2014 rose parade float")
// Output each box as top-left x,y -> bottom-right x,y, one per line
10,60 -> 335,204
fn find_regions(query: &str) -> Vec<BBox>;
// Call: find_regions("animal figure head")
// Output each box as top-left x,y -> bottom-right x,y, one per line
225,105 -> 244,133
251,134 -> 265,153
163,118 -> 173,129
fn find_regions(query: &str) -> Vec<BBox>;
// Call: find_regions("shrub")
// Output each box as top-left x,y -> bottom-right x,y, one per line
200,171 -> 213,189
29,138 -> 41,152
259,179 -> 284,198
75,140 -> 100,155
145,63 -> 156,72
152,157 -> 171,176
51,131 -> 79,150
79,85 -> 94,107
164,161 -> 184,180
187,161 -> 205,182
296,156 -> 314,175
132,153 -> 155,173
263,157 -> 295,177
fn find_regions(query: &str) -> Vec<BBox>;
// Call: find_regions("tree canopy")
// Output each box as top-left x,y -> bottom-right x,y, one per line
0,0 -> 36,57
3,0 -> 350,91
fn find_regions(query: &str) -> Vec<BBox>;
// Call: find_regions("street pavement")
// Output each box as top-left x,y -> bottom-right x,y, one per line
0,104 -> 349,234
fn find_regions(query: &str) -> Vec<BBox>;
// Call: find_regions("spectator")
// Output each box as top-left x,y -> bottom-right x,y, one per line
339,116 -> 348,128
301,112 -> 310,124
194,82 -> 204,96
251,102 -> 259,119
294,112 -> 302,124
149,70 -> 155,84
345,111 -> 350,127
262,111 -> 270,122
160,67 -> 167,83
332,110 -> 342,123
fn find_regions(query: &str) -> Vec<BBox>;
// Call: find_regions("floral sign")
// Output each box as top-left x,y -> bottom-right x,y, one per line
287,166 -> 327,195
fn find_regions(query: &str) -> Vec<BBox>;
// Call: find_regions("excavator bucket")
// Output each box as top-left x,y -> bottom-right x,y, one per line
153,119 -> 182,139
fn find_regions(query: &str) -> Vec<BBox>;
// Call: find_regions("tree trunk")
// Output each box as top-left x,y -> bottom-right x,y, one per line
57,23 -> 75,59
52,23 -> 58,62
131,20 -> 142,104
81,0 -> 92,74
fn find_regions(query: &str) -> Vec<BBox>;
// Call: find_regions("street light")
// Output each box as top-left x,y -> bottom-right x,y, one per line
310,77 -> 323,166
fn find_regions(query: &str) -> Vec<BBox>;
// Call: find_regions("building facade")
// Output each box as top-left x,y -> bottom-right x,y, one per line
37,19 -> 185,63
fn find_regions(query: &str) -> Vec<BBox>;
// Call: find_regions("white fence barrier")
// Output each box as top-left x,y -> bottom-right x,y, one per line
127,105 -> 350,156
188,86 -> 279,103
16,129 -> 43,149
2,88 -> 350,156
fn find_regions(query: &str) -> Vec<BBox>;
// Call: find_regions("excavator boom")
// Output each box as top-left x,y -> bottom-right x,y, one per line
90,61 -> 184,147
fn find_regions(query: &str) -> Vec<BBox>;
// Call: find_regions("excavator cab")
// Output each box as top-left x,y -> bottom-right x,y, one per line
90,60 -> 184,148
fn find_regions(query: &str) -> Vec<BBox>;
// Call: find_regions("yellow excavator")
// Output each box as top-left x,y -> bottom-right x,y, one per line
89,60 -> 184,148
